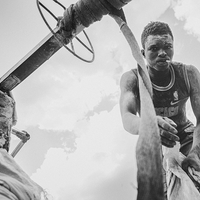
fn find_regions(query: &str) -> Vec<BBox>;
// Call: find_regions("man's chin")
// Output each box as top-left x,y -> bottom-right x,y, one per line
149,63 -> 169,72
156,61 -> 169,68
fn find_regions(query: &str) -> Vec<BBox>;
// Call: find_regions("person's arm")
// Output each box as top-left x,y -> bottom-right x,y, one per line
119,70 -> 179,147
120,70 -> 140,135
182,65 -> 200,171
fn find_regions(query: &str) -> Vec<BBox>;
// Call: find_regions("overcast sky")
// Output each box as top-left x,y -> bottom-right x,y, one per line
1,0 -> 200,199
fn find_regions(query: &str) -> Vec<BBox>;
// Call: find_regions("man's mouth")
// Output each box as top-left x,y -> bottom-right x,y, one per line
157,59 -> 170,64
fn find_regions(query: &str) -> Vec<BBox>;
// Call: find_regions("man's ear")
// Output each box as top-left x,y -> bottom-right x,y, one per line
141,49 -> 145,58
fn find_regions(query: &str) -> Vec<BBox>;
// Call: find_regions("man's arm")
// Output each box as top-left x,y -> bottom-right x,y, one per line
120,70 -> 179,146
182,65 -> 200,171
120,70 -> 140,135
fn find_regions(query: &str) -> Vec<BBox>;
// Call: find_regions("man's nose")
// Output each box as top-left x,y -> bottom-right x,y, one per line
158,49 -> 167,57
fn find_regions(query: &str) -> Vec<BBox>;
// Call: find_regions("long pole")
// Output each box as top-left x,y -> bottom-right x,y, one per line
0,0 -> 132,92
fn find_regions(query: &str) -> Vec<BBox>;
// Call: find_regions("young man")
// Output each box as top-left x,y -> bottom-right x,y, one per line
119,21 -> 200,174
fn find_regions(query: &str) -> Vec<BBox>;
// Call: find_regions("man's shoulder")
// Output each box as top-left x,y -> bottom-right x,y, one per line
171,62 -> 199,78
121,68 -> 138,82
172,62 -> 200,92
172,61 -> 196,70
171,61 -> 186,69
120,68 -> 138,90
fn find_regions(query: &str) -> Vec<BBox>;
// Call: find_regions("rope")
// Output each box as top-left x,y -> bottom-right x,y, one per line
107,0 -> 132,9
61,0 -> 127,29
73,0 -> 109,27
56,0 -> 128,61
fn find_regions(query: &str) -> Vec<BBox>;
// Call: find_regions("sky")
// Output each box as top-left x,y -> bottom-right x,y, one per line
0,0 -> 200,199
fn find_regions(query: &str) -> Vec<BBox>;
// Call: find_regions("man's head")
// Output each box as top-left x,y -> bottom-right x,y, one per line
141,21 -> 173,49
141,21 -> 174,71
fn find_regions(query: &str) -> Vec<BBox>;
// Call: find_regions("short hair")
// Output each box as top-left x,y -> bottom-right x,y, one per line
141,21 -> 173,48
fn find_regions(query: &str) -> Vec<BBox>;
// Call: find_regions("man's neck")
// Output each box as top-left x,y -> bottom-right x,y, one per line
148,66 -> 171,87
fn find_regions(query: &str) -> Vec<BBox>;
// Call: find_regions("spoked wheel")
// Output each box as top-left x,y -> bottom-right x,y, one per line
36,0 -> 95,63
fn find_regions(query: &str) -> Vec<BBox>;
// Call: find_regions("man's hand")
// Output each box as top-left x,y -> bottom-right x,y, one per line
157,116 -> 179,148
182,145 -> 200,172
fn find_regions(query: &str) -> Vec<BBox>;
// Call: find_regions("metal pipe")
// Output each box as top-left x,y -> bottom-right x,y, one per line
0,0 -> 132,92
11,141 -> 25,158
11,129 -> 30,157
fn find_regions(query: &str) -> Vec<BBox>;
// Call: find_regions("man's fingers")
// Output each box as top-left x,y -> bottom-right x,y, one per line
161,130 -> 180,142
159,123 -> 178,135
161,137 -> 176,148
162,117 -> 177,128
157,116 -> 178,135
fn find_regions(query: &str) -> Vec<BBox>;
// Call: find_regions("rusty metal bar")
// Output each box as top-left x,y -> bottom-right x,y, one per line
0,27 -> 62,92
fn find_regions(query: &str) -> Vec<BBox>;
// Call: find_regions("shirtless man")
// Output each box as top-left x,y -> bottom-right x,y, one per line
119,21 -> 200,192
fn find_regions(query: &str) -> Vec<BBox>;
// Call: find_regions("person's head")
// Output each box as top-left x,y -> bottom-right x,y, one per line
141,21 -> 173,49
141,21 -> 174,71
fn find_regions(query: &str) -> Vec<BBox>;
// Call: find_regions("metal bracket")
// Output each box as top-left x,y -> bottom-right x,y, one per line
11,129 -> 30,157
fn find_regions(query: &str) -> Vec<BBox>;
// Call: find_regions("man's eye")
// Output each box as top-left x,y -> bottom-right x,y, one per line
165,45 -> 172,49
150,47 -> 157,51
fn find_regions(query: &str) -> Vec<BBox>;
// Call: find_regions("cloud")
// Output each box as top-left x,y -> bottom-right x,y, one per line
16,63 -> 120,131
123,0 -> 171,36
13,0 -> 173,132
171,0 -> 200,41
31,105 -> 138,200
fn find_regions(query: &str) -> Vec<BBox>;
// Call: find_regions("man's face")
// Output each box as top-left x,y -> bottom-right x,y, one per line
142,34 -> 174,71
